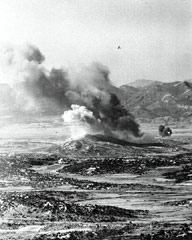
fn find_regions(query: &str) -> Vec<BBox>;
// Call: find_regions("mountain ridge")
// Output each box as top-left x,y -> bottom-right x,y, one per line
116,79 -> 192,120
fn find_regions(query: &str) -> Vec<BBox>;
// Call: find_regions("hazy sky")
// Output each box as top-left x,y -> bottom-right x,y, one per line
0,0 -> 192,85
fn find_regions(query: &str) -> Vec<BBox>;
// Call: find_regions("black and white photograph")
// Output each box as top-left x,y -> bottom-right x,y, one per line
0,0 -> 192,239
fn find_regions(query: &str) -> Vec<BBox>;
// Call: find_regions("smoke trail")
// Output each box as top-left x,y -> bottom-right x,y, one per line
0,43 -> 143,141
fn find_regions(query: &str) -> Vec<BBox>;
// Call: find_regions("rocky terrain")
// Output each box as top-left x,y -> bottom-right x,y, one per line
0,126 -> 192,239
112,79 -> 192,120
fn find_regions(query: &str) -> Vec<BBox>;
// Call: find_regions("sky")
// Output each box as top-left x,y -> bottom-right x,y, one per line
0,0 -> 192,86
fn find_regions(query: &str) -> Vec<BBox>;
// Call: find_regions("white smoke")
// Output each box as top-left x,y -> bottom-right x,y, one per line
0,44 -> 45,86
62,105 -> 95,123
62,104 -> 102,139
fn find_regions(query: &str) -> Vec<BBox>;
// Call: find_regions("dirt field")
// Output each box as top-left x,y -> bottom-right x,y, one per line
0,117 -> 192,239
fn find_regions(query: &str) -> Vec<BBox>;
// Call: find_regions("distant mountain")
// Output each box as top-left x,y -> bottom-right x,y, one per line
127,79 -> 161,88
184,79 -> 192,83
115,80 -> 192,120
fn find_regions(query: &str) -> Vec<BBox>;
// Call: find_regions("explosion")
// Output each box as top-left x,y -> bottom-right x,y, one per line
62,104 -> 102,139
0,43 -> 149,142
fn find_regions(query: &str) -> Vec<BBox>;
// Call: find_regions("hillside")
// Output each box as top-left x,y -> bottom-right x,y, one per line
126,79 -> 161,88
116,80 -> 192,120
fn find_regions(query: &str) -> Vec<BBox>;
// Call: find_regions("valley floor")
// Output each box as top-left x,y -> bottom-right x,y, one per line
0,120 -> 192,239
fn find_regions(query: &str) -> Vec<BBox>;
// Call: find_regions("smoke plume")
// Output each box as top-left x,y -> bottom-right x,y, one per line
0,43 -> 144,141
0,44 -> 70,113
62,104 -> 102,139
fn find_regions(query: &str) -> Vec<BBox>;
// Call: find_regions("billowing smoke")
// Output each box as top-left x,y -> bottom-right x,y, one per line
0,43 -> 145,141
0,44 -> 70,113
62,105 -> 99,125
62,104 -> 102,139
64,63 -> 142,140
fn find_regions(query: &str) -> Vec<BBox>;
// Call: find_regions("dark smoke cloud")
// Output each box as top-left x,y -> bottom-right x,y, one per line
65,63 -> 142,138
0,44 -> 142,139
67,90 -> 141,137
22,45 -> 45,64
22,68 -> 69,105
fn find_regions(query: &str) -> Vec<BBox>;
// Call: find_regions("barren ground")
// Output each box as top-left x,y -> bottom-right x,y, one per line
0,116 -> 192,239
